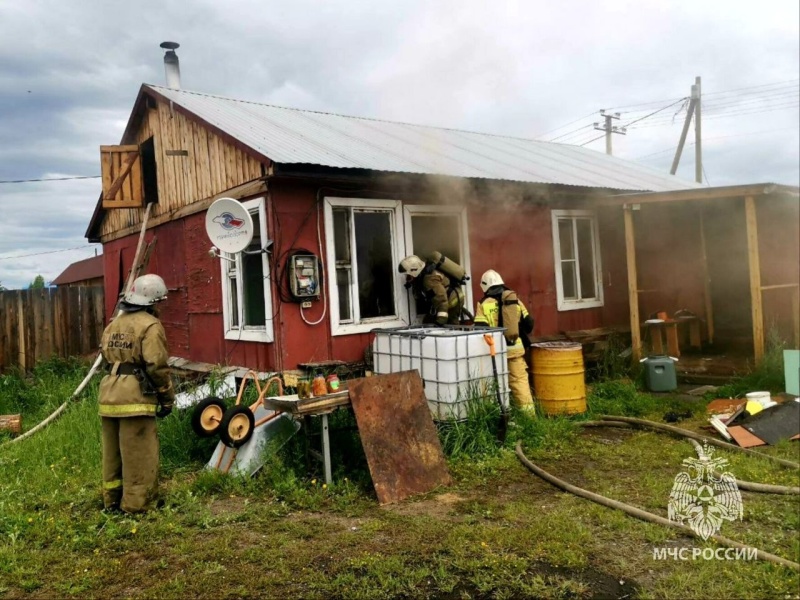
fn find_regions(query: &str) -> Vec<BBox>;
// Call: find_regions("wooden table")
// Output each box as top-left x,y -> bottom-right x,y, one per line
262,390 -> 351,484
644,317 -> 703,357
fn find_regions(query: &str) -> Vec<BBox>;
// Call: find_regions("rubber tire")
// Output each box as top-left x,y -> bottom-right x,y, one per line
191,397 -> 226,438
219,405 -> 256,448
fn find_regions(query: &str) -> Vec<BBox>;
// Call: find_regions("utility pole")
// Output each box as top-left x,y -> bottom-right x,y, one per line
594,110 -> 626,155
694,76 -> 703,184
670,93 -> 697,175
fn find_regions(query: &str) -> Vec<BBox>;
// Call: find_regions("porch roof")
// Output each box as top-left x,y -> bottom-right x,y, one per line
596,182 -> 800,206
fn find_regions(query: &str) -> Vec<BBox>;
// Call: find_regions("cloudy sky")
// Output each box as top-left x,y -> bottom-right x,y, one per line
0,0 -> 797,289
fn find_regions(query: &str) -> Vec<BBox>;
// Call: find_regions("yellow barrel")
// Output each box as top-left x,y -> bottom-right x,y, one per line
532,342 -> 586,415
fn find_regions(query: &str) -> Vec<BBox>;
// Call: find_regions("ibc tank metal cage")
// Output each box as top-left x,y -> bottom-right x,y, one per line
371,325 -> 511,421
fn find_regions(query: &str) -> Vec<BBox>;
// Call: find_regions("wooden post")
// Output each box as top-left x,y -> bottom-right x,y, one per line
0,414 -> 22,436
698,207 -> 714,344
624,206 -> 641,362
793,286 -> 800,349
745,196 -> 764,364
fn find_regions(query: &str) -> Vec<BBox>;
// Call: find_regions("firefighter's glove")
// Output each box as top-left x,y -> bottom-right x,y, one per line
156,405 -> 173,419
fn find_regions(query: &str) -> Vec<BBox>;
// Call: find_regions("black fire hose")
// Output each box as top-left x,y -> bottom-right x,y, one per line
515,441 -> 800,571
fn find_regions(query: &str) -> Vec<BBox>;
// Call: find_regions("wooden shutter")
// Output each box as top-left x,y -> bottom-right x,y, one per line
101,145 -> 143,209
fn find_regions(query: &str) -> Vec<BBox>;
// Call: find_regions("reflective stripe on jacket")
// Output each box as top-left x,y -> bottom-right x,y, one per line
99,310 -> 174,418
474,295 -> 530,357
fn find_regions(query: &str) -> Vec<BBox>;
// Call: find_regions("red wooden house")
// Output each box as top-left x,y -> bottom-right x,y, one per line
85,82 -> 799,377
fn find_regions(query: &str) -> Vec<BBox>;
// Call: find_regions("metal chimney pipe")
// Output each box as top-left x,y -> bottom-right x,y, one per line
160,41 -> 181,88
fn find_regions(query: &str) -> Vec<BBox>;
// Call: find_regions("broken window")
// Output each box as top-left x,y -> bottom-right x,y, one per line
221,197 -> 274,342
552,210 -> 603,311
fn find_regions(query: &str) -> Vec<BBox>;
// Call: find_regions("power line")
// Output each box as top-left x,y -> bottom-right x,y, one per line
579,133 -> 607,147
629,102 -> 799,129
0,245 -> 97,261
634,128 -> 797,161
545,123 -> 595,142
0,175 -> 101,184
534,111 -> 599,139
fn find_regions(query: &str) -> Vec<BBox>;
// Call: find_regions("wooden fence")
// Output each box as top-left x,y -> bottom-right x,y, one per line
0,286 -> 105,372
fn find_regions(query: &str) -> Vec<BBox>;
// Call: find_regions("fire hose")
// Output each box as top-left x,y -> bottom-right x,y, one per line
514,416 -> 800,571
1,203 -> 155,449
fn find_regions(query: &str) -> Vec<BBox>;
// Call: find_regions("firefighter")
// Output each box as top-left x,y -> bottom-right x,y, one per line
98,274 -> 175,513
399,255 -> 466,325
474,269 -> 535,411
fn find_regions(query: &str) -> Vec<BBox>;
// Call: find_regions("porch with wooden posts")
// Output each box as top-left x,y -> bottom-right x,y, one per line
599,183 -> 799,381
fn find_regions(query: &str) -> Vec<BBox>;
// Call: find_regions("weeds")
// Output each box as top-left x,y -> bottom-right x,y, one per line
715,329 -> 788,398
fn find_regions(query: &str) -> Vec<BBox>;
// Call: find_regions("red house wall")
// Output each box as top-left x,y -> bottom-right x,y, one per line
100,182 -> 639,371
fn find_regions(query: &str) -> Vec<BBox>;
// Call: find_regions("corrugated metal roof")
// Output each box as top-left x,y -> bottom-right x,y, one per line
148,85 -> 701,192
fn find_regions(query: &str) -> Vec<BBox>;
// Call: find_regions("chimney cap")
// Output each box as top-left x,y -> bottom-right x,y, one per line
160,41 -> 180,51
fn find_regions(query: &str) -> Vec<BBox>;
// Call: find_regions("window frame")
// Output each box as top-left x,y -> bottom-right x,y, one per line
402,204 -> 472,324
323,197 -> 409,336
219,197 -> 275,342
551,209 -> 604,311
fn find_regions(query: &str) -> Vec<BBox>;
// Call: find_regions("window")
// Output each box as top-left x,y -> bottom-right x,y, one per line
220,197 -> 274,342
551,209 -> 603,311
324,198 -> 408,335
403,205 -> 472,323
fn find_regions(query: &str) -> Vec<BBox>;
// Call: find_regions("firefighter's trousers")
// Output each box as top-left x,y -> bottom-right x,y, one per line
101,416 -> 159,512
508,353 -> 534,412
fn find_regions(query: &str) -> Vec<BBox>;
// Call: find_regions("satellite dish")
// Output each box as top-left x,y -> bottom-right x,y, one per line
205,198 -> 254,254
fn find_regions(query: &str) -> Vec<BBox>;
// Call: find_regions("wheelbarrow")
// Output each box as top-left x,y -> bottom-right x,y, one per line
191,371 -> 284,448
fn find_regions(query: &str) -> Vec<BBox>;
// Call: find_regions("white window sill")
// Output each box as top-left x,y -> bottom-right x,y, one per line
557,299 -> 604,312
224,328 -> 274,343
332,317 -> 408,337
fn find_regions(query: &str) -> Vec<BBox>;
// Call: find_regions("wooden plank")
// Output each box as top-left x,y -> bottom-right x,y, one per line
53,287 -> 64,357
793,287 -> 800,349
623,207 -> 641,362
93,285 -> 106,346
17,292 -> 26,370
760,283 -> 800,291
68,288 -> 81,357
597,183 -> 786,207
0,293 -> 6,369
100,145 -> 138,152
31,289 -> 43,364
101,151 -> 113,204
745,196 -> 764,364
130,153 -> 143,207
698,207 -> 714,344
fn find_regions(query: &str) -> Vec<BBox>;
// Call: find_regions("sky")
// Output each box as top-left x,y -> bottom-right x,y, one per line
0,0 -> 798,290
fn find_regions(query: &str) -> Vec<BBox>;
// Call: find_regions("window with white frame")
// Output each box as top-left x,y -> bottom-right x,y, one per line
324,198 -> 408,335
403,205 -> 472,323
220,197 -> 274,342
551,209 -> 604,311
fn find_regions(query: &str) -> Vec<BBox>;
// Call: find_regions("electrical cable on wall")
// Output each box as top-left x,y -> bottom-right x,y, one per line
299,197 -> 327,326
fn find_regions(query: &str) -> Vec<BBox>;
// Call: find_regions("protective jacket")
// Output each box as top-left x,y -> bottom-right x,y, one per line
99,310 -> 175,418
474,288 -> 534,357
418,268 -> 466,325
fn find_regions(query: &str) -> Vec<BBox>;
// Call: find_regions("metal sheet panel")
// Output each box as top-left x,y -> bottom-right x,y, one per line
348,370 -> 453,505
148,85 -> 701,192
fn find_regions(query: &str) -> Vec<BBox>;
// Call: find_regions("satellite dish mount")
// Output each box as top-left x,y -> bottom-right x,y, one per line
205,198 -> 272,261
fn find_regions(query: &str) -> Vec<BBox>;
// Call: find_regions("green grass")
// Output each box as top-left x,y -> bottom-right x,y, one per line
0,358 -> 798,599
715,330 -> 789,399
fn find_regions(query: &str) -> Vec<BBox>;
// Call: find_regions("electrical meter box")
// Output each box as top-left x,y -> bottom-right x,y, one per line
289,254 -> 319,299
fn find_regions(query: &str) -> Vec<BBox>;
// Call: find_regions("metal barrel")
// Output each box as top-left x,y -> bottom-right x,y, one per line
531,342 -> 586,415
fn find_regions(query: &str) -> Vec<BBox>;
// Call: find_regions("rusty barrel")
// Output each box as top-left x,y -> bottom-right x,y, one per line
531,342 -> 586,415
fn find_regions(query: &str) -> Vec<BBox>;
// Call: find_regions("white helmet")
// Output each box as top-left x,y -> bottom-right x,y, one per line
124,274 -> 168,306
398,255 -> 426,278
480,269 -> 504,293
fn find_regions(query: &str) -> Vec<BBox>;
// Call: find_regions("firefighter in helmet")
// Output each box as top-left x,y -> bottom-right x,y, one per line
98,274 -> 175,513
474,269 -> 535,411
398,255 -> 466,325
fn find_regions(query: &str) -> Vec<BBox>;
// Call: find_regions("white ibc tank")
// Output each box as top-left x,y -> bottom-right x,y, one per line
372,326 -> 510,421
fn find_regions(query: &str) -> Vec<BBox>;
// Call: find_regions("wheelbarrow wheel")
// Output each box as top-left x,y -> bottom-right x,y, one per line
219,405 -> 255,448
191,397 -> 226,438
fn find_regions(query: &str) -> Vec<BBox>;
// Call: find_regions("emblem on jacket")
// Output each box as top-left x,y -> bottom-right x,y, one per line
213,212 -> 245,230
668,443 -> 742,540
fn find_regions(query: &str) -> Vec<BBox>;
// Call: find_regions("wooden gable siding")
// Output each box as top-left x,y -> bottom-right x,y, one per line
98,100 -> 264,241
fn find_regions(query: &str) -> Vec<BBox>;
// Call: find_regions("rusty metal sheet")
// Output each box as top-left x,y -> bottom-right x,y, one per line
348,370 -> 452,505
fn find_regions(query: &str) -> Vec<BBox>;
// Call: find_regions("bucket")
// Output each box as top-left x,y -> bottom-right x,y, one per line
532,342 -> 586,415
